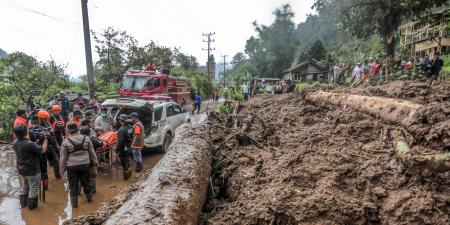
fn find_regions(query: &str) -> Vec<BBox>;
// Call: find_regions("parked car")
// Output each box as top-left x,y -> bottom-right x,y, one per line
102,98 -> 191,152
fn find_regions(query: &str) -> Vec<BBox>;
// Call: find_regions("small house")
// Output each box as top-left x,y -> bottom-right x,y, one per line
283,60 -> 328,83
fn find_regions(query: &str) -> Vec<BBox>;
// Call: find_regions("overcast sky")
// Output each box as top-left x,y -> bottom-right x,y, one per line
0,0 -> 314,76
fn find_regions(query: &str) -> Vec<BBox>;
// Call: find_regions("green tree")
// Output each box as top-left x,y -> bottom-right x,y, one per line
244,4 -> 299,78
176,53 -> 199,71
314,0 -> 449,57
298,40 -> 327,62
0,52 -> 68,104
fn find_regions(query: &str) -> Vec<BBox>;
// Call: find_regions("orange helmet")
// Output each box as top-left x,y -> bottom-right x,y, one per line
52,105 -> 62,111
37,110 -> 51,119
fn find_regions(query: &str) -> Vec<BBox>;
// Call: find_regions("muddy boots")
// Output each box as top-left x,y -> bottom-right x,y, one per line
53,167 -> 62,179
123,169 -> 132,180
86,192 -> 93,203
27,197 -> 38,210
136,163 -> 143,172
90,180 -> 97,194
71,196 -> 78,208
19,195 -> 28,208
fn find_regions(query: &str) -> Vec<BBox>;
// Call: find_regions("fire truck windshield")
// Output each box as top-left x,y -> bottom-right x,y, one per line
123,75 -> 160,90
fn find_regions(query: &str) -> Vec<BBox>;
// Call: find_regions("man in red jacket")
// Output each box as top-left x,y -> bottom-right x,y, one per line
13,110 -> 28,140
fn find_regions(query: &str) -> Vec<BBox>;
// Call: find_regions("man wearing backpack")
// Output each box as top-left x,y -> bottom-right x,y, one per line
116,114 -> 133,180
59,123 -> 98,208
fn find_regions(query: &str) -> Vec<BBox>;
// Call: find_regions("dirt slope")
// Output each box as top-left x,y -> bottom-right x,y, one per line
201,81 -> 450,225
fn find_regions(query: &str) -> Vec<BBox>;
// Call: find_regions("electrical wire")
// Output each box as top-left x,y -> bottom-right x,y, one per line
0,0 -> 81,28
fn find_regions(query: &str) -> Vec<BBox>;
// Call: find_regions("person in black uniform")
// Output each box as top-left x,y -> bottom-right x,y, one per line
116,114 -> 133,180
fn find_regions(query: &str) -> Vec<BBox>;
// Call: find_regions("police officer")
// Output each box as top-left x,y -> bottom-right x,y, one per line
116,114 -> 133,180
59,123 -> 98,208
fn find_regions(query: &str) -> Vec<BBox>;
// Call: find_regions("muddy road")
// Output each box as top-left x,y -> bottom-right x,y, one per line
0,146 -> 163,225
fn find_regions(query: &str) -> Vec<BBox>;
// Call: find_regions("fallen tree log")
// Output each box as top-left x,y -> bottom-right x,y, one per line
306,91 -> 422,127
104,124 -> 211,225
393,131 -> 450,176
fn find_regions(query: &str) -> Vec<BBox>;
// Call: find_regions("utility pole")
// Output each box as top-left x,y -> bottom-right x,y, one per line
202,32 -> 215,79
221,55 -> 228,87
81,0 -> 95,99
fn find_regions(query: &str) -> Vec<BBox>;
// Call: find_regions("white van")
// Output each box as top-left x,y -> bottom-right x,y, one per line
102,98 -> 191,152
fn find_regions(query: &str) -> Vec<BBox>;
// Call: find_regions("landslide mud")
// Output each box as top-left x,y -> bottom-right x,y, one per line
201,81 -> 450,225
68,123 -> 211,225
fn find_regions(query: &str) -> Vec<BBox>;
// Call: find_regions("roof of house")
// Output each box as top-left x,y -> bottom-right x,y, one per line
283,60 -> 326,74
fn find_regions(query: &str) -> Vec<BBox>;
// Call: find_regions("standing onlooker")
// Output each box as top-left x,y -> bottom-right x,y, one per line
59,123 -> 98,208
266,83 -> 273,95
192,93 -> 202,114
242,82 -> 250,101
59,91 -> 70,123
130,112 -> 144,172
370,59 -> 383,82
431,52 -> 444,79
351,62 -> 363,86
116,114 -> 133,180
13,125 -> 42,210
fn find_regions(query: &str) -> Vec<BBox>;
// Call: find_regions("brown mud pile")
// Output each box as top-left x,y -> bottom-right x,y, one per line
201,81 -> 450,225
66,123 -> 211,225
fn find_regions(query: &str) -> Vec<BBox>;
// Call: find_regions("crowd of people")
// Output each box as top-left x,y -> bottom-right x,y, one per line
12,91 -> 146,210
234,80 -> 295,102
330,53 -> 445,86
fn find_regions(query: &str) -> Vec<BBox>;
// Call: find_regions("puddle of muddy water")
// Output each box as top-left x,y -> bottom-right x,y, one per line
0,148 -> 163,225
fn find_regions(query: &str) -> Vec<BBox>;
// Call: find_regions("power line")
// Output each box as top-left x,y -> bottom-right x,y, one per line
0,0 -> 81,28
120,0 -> 167,42
166,0 -> 204,35
221,55 -> 228,87
203,32 -> 215,79
176,0 -> 211,31
144,0 -> 202,40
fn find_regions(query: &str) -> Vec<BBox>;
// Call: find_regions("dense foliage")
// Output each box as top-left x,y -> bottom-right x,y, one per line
229,1 -> 450,84
0,52 -> 70,139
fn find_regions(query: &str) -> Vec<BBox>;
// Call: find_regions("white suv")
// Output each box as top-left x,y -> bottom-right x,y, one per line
102,98 -> 191,152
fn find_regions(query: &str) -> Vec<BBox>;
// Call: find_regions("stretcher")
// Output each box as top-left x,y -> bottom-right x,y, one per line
96,131 -> 118,166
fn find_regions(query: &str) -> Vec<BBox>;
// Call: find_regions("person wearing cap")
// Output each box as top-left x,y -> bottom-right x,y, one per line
37,111 -> 61,180
51,105 -> 65,146
130,112 -> 144,172
13,110 -> 28,140
59,91 -> 70,123
28,115 -> 51,191
59,123 -> 98,208
13,125 -> 43,210
116,114 -> 133,180
94,108 -> 113,135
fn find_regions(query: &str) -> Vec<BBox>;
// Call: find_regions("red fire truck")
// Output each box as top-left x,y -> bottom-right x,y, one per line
119,64 -> 191,104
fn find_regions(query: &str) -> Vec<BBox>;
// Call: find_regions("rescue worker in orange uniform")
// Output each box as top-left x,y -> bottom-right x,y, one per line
51,105 -> 65,146
37,110 -> 61,180
67,110 -> 83,128
130,112 -> 144,172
